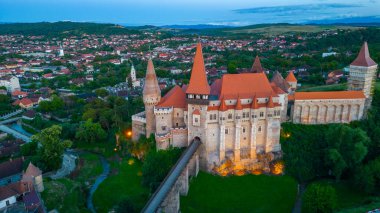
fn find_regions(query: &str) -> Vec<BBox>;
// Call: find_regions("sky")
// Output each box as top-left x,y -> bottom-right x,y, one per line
1,0 -> 380,26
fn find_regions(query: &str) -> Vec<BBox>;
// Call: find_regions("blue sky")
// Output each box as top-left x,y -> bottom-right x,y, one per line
1,0 -> 379,26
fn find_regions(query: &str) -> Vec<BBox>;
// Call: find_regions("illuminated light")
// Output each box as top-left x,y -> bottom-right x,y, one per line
114,148 -> 118,152
252,169 -> 263,175
234,170 -> 245,176
272,161 -> 284,175
128,159 -> 135,165
127,131 -> 132,137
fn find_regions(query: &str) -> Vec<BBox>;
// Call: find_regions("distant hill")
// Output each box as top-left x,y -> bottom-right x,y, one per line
0,21 -> 372,37
161,24 -> 233,30
0,21 -> 140,36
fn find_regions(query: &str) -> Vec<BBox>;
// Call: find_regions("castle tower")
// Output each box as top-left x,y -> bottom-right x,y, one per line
22,162 -> 44,192
186,42 -> 210,169
285,71 -> 297,91
59,44 -> 64,57
143,59 -> 161,137
348,42 -> 378,111
251,56 -> 264,73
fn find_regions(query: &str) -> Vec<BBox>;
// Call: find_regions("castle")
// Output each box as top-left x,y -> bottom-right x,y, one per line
132,42 -> 378,172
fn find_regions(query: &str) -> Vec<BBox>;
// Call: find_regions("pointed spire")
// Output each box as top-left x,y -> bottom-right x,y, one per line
285,71 -> 297,82
235,97 -> 243,110
351,42 -> 377,67
143,59 -> 161,97
186,42 -> 210,95
219,98 -> 228,111
251,55 -> 264,73
251,96 -> 259,109
267,96 -> 275,108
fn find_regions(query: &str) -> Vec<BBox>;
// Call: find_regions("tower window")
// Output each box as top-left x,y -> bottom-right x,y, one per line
260,112 -> 264,117
228,114 -> 232,119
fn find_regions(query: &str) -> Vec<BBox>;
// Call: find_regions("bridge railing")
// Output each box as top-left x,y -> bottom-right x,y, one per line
142,139 -> 201,213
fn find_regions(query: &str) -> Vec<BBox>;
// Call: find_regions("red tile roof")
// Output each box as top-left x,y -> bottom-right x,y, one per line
219,73 -> 274,99
193,109 -> 201,115
156,85 -> 186,108
219,98 -> 228,111
351,42 -> 377,67
294,91 -> 366,100
286,71 -> 297,82
186,43 -> 210,95
267,96 -> 275,108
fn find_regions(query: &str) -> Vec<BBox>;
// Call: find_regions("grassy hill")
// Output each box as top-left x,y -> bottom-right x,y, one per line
170,23 -> 364,36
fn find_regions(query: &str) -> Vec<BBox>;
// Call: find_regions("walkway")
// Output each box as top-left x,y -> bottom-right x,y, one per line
49,152 -> 77,179
0,124 -> 31,142
142,139 -> 201,213
0,117 -> 22,125
87,155 -> 110,213
0,109 -> 23,120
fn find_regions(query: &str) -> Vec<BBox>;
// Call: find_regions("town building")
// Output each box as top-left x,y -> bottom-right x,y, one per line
0,76 -> 20,93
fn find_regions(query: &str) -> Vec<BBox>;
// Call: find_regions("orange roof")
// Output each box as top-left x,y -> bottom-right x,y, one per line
186,43 -> 210,95
12,90 -> 27,96
251,96 -> 259,109
351,42 -> 377,67
193,109 -> 201,115
219,73 -> 274,99
285,71 -> 297,82
156,85 -> 186,108
294,91 -> 366,100
235,98 -> 243,110
143,59 -> 161,97
219,98 -> 228,111
267,96 -> 275,108
251,56 -> 264,73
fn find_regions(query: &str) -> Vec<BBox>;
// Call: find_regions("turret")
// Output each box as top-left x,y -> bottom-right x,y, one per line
285,71 -> 297,91
143,59 -> 161,137
186,42 -> 210,105
251,56 -> 264,73
348,42 -> 378,111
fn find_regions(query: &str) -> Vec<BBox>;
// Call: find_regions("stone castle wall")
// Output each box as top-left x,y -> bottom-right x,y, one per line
292,99 -> 365,124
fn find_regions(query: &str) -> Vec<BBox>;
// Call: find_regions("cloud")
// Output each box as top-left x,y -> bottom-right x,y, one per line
234,3 -> 361,14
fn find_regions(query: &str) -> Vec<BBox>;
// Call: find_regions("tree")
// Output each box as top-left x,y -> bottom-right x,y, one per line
116,198 -> 136,213
32,125 -> 72,171
325,125 -> 369,179
95,88 -> 109,98
75,119 -> 107,143
302,183 -> 337,213
142,148 -> 183,192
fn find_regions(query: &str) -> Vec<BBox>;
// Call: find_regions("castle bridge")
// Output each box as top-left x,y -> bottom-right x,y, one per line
142,138 -> 201,213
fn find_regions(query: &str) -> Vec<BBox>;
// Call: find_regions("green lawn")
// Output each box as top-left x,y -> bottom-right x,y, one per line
41,153 -> 103,213
181,172 -> 297,213
42,178 -> 89,213
298,83 -> 348,92
93,158 -> 149,212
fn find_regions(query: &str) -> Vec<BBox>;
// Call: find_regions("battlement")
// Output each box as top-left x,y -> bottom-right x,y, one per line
154,106 -> 173,114
132,111 -> 146,123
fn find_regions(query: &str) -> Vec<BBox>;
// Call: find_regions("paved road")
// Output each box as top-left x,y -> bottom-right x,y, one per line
292,183 -> 306,213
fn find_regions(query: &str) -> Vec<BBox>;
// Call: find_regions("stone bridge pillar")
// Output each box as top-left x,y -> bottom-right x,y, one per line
158,186 -> 180,213
178,166 -> 189,196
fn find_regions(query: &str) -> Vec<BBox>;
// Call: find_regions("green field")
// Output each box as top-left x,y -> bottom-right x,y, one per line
181,172 -> 297,213
93,158 -> 149,212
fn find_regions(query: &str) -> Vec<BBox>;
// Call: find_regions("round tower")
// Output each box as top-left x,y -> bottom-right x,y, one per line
143,59 -> 161,137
